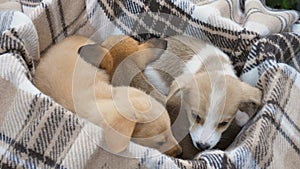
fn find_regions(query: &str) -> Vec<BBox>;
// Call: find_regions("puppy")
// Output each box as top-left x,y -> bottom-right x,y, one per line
81,35 -> 260,157
91,35 -> 169,104
144,36 -> 262,150
34,35 -> 182,157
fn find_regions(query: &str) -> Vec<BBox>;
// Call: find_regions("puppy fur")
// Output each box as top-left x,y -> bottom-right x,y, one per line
93,35 -> 262,151
82,35 -> 168,104
145,36 -> 262,150
34,35 -> 181,157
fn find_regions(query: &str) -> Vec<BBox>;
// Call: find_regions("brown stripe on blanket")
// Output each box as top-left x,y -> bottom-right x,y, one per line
284,82 -> 300,133
0,77 -> 17,125
1,95 -> 83,168
0,0 -> 22,11
34,1 -> 95,54
241,64 -> 300,167
259,64 -> 296,106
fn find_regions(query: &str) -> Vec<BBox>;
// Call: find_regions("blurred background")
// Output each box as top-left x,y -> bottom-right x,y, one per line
266,0 -> 299,10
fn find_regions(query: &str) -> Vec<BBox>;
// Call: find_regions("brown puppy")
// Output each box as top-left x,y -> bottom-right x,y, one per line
85,35 -> 168,104
99,35 -> 166,77
34,35 -> 181,157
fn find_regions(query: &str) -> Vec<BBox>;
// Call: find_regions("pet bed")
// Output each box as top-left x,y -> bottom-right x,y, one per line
0,0 -> 300,168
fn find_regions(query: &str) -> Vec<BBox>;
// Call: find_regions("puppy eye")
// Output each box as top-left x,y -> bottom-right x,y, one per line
218,121 -> 229,128
192,112 -> 201,123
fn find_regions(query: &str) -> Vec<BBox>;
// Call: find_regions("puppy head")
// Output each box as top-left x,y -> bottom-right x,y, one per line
101,87 -> 181,157
167,72 -> 262,150
131,108 -> 182,157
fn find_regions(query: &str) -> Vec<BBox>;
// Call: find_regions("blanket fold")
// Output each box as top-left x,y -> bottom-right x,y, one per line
1,0 -> 300,168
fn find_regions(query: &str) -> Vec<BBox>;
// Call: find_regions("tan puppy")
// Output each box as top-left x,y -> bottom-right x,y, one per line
84,35 -> 168,104
144,36 -> 262,150
34,35 -> 182,157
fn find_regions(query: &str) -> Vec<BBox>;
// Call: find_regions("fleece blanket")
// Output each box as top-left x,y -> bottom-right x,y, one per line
0,0 -> 300,168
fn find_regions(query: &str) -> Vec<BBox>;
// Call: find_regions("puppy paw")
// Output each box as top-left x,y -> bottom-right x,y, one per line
235,109 -> 250,127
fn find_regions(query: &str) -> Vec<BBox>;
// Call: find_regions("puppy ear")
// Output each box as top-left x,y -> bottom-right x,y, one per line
102,109 -> 136,154
99,52 -> 114,76
240,81 -> 262,105
78,44 -> 109,68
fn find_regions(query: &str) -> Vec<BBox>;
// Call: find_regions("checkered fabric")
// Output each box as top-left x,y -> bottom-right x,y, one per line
0,0 -> 300,168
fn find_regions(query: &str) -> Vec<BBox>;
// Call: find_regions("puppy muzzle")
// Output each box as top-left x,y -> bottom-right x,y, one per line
165,145 -> 182,157
196,142 -> 211,150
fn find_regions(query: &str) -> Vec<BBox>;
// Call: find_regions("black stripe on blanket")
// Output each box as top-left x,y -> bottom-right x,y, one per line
0,133 -> 66,168
0,28 -> 34,80
243,33 -> 300,75
42,2 -> 56,45
57,0 -> 68,37
40,3 -> 87,54
96,0 -> 260,75
262,108 -> 300,154
0,95 -> 82,169
20,0 -> 42,8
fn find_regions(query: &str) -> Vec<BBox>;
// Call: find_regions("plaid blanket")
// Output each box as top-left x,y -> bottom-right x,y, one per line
1,0 -> 300,168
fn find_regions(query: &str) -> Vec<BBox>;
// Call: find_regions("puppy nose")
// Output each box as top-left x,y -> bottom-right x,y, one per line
196,142 -> 210,150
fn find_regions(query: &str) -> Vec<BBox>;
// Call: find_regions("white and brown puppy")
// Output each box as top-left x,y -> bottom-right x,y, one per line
34,35 -> 182,157
144,36 -> 262,150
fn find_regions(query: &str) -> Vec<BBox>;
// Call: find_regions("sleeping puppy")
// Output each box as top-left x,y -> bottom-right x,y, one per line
80,35 -> 261,155
34,35 -> 182,157
89,35 -> 168,104
144,36 -> 262,150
